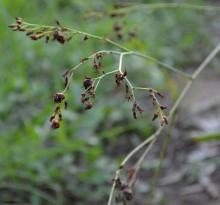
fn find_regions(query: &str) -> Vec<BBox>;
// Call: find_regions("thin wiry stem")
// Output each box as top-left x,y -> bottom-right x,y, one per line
107,40 -> 220,205
22,20 -> 190,79
146,113 -> 176,205
145,40 -> 220,205
128,137 -> 157,188
94,69 -> 119,91
107,127 -> 163,205
113,3 -> 220,14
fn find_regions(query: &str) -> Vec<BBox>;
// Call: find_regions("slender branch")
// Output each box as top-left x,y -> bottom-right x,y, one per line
107,40 -> 220,205
113,3 -> 220,14
145,40 -> 220,204
107,127 -> 163,205
94,69 -> 119,91
128,137 -> 157,188
130,52 -> 192,80
22,20 -> 190,79
146,113 -> 176,205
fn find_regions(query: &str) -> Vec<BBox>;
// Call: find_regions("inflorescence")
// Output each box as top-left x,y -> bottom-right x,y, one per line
9,17 -> 168,130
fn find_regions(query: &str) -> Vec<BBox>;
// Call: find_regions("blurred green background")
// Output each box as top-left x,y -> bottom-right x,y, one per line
0,0 -> 220,204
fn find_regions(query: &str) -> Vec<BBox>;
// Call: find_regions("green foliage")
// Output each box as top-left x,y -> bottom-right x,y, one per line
193,132 -> 220,142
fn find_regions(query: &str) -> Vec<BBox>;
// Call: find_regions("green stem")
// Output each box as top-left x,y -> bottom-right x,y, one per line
147,113 -> 176,205
114,3 -> 220,14
146,40 -> 220,205
22,21 -> 190,79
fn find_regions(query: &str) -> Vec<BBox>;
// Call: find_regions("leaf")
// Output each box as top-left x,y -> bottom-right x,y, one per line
192,133 -> 220,142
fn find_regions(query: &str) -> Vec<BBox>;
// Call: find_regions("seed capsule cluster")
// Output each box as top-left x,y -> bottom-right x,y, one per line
9,18 -> 72,44
113,167 -> 138,204
81,77 -> 95,110
9,18 -> 168,130
93,53 -> 104,73
149,89 -> 168,126
50,93 -> 67,129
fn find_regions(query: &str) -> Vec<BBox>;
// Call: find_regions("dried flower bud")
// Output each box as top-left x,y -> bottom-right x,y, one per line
83,77 -> 93,90
152,113 -> 159,121
30,32 -> 44,40
45,36 -> 50,43
85,101 -> 93,110
137,105 -> 144,113
54,30 -> 65,44
163,116 -> 168,125
83,35 -> 88,41
109,12 -> 124,18
64,101 -> 68,109
81,96 -> 90,103
26,31 -> 34,36
113,23 -> 122,31
49,115 -> 55,122
16,17 -> 23,24
55,20 -> 61,26
80,57 -> 89,62
116,31 -> 123,39
160,105 -> 167,110
128,31 -> 137,38
123,186 -> 133,201
8,24 -> 17,29
156,91 -> 164,98
51,118 -> 60,129
54,93 -> 65,103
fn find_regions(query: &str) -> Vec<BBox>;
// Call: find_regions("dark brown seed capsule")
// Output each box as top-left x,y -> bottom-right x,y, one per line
156,91 -> 164,98
85,101 -> 93,110
123,187 -> 133,201
54,93 -> 65,103
26,31 -> 34,36
152,113 -> 159,121
83,77 -> 93,90
163,116 -> 168,125
18,28 -> 26,32
64,101 -> 68,109
49,115 -> 55,122
80,57 -> 89,62
16,17 -> 23,24
116,31 -> 123,39
45,36 -> 50,43
113,23 -> 122,31
160,105 -> 167,110
8,24 -> 17,29
137,105 -> 144,113
51,119 -> 60,129
56,20 -> 61,26
83,35 -> 88,41
54,30 -> 65,44
128,31 -> 137,38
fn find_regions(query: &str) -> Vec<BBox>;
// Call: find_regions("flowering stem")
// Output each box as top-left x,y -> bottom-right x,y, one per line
107,40 -> 220,205
22,20 -> 191,79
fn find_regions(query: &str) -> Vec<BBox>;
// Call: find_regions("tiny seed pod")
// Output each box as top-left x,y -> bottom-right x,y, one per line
85,101 -> 93,110
163,116 -> 168,125
54,92 -> 65,103
64,101 -> 68,109
8,24 -> 17,29
26,31 -> 34,36
83,35 -> 88,41
83,77 -> 93,90
16,17 -> 23,24
122,187 -> 133,201
160,105 -> 167,110
51,118 -> 60,129
152,113 -> 159,121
